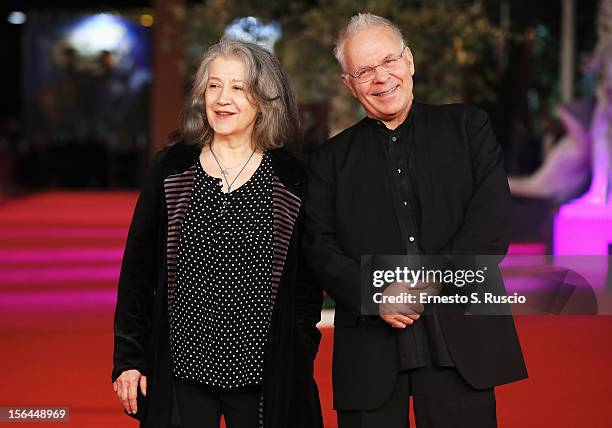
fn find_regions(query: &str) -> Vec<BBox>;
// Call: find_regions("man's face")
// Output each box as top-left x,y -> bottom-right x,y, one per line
341,25 -> 415,129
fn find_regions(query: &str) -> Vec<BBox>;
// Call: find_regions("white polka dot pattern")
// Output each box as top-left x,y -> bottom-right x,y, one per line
170,152 -> 274,389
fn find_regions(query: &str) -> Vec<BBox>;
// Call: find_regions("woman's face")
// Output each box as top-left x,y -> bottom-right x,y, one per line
204,56 -> 259,142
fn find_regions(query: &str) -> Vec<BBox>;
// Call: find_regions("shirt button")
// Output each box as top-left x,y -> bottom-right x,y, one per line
403,201 -> 408,206
409,236 -> 415,242
397,168 -> 402,174
391,136 -> 397,142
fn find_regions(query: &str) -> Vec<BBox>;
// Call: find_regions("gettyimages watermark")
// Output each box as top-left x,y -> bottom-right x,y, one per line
360,254 -> 612,316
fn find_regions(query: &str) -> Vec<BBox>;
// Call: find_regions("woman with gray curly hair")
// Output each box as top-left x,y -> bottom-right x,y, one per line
112,38 -> 323,428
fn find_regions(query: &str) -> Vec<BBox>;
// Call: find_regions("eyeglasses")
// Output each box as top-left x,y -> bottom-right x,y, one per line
346,46 -> 408,83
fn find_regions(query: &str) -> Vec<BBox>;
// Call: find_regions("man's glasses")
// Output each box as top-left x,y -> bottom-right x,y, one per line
346,46 -> 407,83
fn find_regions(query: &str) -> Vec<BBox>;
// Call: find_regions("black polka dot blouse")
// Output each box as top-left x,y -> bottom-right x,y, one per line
170,151 -> 274,389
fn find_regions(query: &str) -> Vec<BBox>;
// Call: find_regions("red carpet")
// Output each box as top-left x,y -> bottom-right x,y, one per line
1,191 -> 611,427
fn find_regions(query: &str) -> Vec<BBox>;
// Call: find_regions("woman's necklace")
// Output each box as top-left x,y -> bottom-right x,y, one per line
209,144 -> 256,193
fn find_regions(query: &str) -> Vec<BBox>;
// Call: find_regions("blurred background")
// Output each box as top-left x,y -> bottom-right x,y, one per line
1,0 -> 611,427
0,0 -> 603,192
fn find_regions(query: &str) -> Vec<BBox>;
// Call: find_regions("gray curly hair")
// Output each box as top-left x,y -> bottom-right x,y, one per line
180,38 -> 300,150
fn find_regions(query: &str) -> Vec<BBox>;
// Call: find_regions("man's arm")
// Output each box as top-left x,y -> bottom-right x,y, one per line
441,108 -> 512,258
302,146 -> 363,315
433,108 -> 512,312
302,147 -> 420,326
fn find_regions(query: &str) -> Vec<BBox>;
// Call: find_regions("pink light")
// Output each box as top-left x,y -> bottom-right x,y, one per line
554,200 -> 612,255
0,290 -> 117,308
0,227 -> 128,239
0,249 -> 124,263
507,243 -> 546,255
0,266 -> 120,286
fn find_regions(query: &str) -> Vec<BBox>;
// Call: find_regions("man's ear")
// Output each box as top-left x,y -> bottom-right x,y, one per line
340,73 -> 358,98
406,48 -> 415,76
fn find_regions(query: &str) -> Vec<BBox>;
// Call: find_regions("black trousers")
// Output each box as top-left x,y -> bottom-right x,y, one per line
337,366 -> 497,428
174,380 -> 261,428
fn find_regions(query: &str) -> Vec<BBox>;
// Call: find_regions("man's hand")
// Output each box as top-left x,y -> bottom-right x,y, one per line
113,369 -> 146,415
380,312 -> 421,328
378,281 -> 429,328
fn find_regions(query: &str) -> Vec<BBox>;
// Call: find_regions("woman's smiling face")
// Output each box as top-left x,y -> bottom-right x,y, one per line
205,56 -> 259,141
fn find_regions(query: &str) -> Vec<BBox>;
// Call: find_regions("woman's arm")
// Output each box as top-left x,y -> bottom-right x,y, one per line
112,150 -> 166,414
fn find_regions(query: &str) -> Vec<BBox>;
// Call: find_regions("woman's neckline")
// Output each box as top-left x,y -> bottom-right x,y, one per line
198,149 -> 267,194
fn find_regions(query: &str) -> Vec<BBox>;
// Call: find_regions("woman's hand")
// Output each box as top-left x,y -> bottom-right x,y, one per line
113,369 -> 146,415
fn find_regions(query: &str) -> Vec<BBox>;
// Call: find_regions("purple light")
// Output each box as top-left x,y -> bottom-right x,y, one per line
553,199 -> 612,290
507,243 -> 546,255
554,201 -> 612,255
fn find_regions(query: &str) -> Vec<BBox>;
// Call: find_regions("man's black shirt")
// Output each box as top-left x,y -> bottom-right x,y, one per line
366,103 -> 453,370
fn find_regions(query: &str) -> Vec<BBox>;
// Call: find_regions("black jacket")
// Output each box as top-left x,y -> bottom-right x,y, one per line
113,141 -> 324,427
303,102 -> 528,411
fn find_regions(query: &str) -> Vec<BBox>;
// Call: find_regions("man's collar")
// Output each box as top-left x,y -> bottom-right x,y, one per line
365,103 -> 416,134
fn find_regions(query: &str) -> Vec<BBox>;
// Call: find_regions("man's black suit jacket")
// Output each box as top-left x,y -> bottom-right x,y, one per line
302,102 -> 528,411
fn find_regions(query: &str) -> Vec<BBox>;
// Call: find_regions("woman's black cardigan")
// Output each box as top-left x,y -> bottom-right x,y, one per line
112,141 -> 324,428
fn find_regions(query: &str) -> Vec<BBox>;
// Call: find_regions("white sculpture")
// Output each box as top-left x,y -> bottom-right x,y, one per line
509,0 -> 612,205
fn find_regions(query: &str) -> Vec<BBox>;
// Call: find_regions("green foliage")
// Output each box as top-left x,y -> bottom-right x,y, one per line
186,0 -> 501,127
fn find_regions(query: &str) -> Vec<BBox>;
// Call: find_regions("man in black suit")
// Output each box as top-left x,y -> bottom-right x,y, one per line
302,13 -> 527,428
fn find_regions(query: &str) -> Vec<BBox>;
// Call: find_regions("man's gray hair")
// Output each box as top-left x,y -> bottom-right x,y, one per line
180,38 -> 300,150
333,13 -> 405,72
